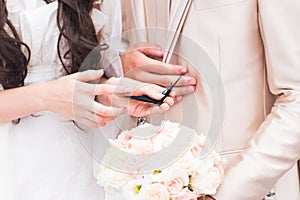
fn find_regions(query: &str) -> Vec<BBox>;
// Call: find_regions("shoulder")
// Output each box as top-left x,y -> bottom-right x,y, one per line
6,0 -> 47,13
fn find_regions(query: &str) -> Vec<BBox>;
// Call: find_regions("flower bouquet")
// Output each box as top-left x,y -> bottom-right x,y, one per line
97,121 -> 224,200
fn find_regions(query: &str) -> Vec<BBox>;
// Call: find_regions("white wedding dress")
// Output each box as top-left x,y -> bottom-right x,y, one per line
0,0 -> 122,199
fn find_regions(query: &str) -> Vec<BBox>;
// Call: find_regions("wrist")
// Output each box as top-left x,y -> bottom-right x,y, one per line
35,82 -> 51,112
119,50 -> 134,75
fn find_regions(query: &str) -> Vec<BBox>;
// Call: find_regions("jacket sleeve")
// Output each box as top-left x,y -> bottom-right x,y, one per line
214,0 -> 300,199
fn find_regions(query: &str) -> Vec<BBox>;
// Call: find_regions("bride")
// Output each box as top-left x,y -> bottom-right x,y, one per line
0,0 -> 175,199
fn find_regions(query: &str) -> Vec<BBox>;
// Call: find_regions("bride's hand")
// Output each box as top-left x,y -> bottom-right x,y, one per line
96,77 -> 176,117
43,70 -> 128,127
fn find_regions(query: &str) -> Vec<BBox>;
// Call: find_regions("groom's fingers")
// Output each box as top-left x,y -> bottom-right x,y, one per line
172,86 -> 196,96
138,47 -> 164,58
134,42 -> 165,58
138,61 -> 188,75
127,72 -> 196,87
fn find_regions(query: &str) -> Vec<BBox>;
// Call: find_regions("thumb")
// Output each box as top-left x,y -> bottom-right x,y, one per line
136,43 -> 164,58
138,48 -> 164,58
74,69 -> 104,82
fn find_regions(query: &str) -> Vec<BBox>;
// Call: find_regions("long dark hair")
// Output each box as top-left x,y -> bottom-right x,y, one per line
56,0 -> 106,74
0,0 -> 31,89
0,0 -> 106,90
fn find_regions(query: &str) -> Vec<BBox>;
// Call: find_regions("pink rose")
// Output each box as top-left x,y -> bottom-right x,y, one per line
116,132 -> 132,148
166,169 -> 189,196
118,132 -> 132,142
173,189 -> 198,200
137,183 -> 169,200
129,138 -> 154,154
167,179 -> 184,195
190,135 -> 206,157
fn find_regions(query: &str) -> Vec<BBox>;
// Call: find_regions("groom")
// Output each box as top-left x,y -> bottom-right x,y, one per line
120,0 -> 300,199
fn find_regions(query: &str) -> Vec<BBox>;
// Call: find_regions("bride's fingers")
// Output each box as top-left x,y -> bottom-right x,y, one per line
163,96 -> 175,106
92,102 -> 127,117
130,105 -> 161,117
93,84 -> 133,96
148,105 -> 166,115
160,103 -> 171,111
88,113 -> 116,126
133,84 -> 167,100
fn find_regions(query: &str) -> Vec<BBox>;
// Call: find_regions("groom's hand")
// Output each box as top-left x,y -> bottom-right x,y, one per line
120,43 -> 196,96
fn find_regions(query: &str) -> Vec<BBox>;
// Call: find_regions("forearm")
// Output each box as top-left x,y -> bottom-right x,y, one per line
214,0 -> 300,198
214,92 -> 300,199
0,83 -> 46,123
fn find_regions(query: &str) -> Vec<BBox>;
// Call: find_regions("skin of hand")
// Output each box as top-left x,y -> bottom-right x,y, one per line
120,43 -> 197,96
205,196 -> 215,200
96,76 -> 176,117
42,69 -> 130,127
197,196 -> 215,200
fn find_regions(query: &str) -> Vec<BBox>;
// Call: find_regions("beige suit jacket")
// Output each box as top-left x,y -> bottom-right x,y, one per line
122,0 -> 300,199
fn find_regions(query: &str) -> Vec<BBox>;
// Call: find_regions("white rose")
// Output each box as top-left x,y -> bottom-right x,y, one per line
97,165 -> 135,189
190,167 -> 222,195
104,185 -> 125,200
151,121 -> 180,152
122,179 -> 145,200
137,183 -> 169,200
143,169 -> 172,183
152,134 -> 174,152
174,150 -> 198,173
109,139 -> 131,153
159,121 -> 180,138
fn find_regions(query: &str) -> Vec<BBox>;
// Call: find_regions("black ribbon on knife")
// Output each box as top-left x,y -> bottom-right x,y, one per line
127,75 -> 183,105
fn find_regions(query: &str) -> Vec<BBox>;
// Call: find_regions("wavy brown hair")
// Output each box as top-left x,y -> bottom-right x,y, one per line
0,0 -> 107,90
0,0 -> 31,89
55,0 -> 107,74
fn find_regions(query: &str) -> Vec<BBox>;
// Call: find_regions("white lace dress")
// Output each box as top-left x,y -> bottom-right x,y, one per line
0,0 -> 122,199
